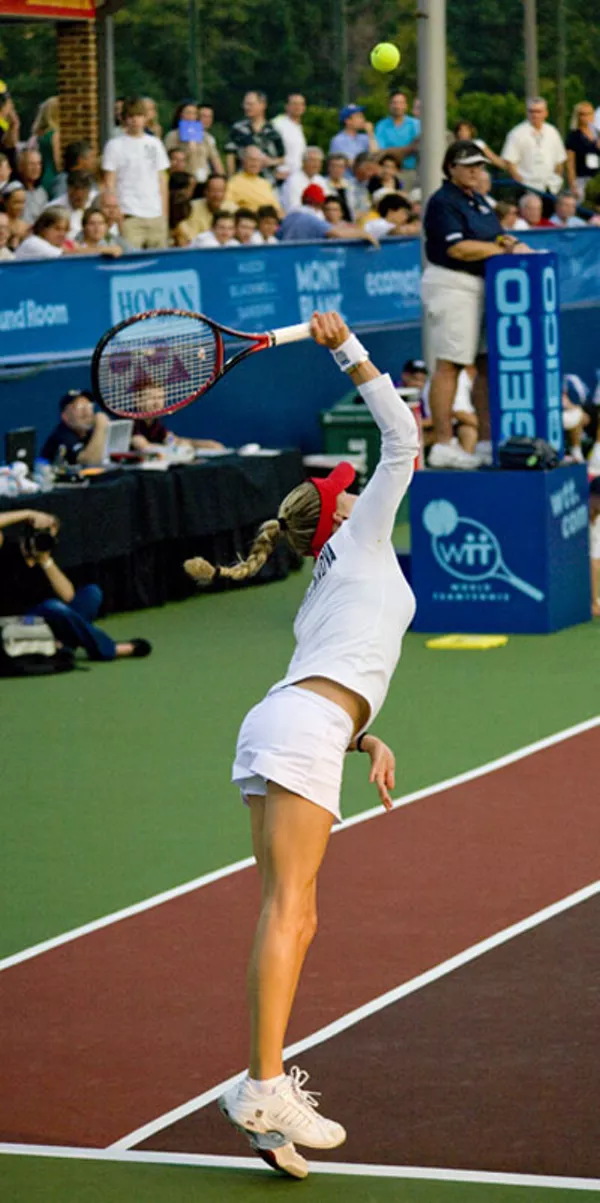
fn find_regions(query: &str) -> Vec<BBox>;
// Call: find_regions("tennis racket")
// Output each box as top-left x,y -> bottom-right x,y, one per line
91,310 -> 312,419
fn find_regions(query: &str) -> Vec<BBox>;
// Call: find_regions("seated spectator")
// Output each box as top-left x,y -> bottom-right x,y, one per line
256,204 -> 280,243
76,206 -> 123,256
16,148 -> 47,224
502,98 -> 566,194
168,172 -> 194,245
168,146 -> 188,174
374,91 -> 420,191
477,166 -> 497,207
198,104 -> 224,180
453,119 -> 505,170
142,96 -> 162,139
324,152 -> 353,220
329,104 -> 376,163
130,391 -> 224,454
323,196 -> 344,224
278,183 -> 377,245
93,190 -> 132,251
347,151 -> 381,220
364,192 -> 419,239
0,509 -> 151,661
44,168 -> 97,239
41,390 -> 111,465
0,209 -> 14,259
0,150 -> 11,193
192,210 -> 239,247
280,146 -> 327,212
371,152 -> 403,194
178,173 -> 235,240
566,101 -> 600,200
164,100 -> 219,183
225,145 -> 283,215
234,207 -> 260,245
496,199 -> 520,229
1,181 -> 28,249
51,138 -> 98,198
549,191 -> 587,228
31,95 -> 61,198
14,205 -> 72,260
225,90 -> 285,185
515,192 -> 554,229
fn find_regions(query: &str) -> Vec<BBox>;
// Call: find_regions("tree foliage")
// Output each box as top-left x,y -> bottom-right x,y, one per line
1,0 -> 598,142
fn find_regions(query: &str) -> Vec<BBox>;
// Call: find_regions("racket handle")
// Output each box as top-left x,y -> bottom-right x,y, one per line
269,322 -> 312,347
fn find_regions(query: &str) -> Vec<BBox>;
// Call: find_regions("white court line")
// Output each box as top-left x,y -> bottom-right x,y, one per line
1,715 -> 597,975
0,1142 -> 598,1192
111,879 -> 600,1150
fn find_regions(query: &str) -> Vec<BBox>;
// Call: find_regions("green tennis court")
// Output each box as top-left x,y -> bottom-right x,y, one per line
1,564 -> 599,1201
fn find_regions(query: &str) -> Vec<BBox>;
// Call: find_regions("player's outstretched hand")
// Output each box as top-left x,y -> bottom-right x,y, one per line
310,311 -> 351,351
360,734 -> 396,811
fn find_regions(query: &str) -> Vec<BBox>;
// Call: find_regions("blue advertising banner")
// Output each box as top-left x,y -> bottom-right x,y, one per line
410,465 -> 590,635
486,252 -> 563,460
0,239 -> 422,367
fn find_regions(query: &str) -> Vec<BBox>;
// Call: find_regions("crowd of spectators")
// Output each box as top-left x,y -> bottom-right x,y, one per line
1,80 -> 600,260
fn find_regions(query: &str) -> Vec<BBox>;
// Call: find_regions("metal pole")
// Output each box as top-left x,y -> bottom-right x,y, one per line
556,0 -> 566,137
417,0 -> 447,368
417,0 -> 447,211
523,0 -> 539,100
96,13 -> 115,150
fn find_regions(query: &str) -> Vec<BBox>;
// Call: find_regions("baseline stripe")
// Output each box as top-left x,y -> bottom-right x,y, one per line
111,879 -> 600,1150
0,1143 -> 598,1192
1,715 -> 597,974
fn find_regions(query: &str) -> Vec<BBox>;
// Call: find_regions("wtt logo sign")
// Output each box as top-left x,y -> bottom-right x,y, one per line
110,270 -> 201,324
422,499 -> 544,602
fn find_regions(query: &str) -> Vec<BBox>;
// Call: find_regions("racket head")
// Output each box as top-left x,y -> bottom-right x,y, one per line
91,310 -> 225,419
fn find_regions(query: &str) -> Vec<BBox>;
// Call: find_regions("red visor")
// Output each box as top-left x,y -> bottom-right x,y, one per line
309,461 -> 356,557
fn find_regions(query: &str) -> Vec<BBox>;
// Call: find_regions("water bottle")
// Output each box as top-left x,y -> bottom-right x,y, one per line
33,458 -> 54,492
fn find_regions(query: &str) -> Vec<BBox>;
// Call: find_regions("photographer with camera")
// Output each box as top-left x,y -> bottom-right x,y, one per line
0,509 -> 151,661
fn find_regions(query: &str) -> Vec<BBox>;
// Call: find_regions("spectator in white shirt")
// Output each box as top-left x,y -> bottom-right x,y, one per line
193,211 -> 239,247
365,192 -> 418,239
502,97 -> 566,194
272,93 -> 307,178
44,169 -> 97,239
256,204 -> 280,243
102,96 -> 170,249
514,191 -> 553,229
280,146 -> 327,212
14,206 -> 71,259
549,191 -> 587,228
234,207 -> 260,245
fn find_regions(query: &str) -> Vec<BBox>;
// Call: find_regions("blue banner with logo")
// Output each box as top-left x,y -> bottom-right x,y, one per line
0,239 -> 422,367
486,252 -> 563,460
410,465 -> 590,634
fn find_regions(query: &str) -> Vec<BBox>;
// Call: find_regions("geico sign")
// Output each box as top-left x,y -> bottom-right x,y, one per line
494,264 -> 562,446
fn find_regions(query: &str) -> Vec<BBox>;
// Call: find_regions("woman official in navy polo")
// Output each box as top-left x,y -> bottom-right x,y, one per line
421,140 -> 532,470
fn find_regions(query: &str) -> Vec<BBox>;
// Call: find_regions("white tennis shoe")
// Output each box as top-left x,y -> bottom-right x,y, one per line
219,1066 -> 346,1150
252,1139 -> 309,1179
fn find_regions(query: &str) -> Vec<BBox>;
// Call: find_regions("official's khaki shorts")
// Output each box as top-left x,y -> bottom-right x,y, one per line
421,263 -> 486,366
122,215 -> 168,250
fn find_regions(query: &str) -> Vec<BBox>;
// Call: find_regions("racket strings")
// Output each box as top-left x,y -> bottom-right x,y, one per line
97,317 -> 219,417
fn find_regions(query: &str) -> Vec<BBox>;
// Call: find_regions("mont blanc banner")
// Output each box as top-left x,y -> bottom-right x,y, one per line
0,0 -> 95,18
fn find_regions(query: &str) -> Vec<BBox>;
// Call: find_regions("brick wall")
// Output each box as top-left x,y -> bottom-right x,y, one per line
56,21 -> 98,151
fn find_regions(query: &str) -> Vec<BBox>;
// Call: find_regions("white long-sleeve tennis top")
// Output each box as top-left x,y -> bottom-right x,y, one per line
273,372 -> 419,726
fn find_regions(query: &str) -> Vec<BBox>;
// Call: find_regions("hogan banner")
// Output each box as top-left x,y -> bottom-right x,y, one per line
0,0 -> 95,18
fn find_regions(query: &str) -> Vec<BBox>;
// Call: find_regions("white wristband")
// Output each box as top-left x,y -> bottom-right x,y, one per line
330,334 -> 370,373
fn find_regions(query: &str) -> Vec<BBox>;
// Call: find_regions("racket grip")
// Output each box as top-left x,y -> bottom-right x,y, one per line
269,322 -> 312,347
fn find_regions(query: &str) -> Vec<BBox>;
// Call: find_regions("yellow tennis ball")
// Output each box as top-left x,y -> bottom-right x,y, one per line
370,43 -> 400,73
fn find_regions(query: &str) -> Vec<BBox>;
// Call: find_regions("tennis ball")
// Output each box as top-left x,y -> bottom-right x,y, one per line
370,43 -> 400,73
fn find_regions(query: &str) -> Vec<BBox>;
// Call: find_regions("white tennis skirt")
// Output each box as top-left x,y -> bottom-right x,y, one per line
232,685 -> 354,820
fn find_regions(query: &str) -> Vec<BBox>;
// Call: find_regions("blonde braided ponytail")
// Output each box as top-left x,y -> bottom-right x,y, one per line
183,480 -> 322,587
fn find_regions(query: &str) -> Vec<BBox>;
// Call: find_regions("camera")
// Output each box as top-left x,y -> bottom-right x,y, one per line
22,530 -> 57,558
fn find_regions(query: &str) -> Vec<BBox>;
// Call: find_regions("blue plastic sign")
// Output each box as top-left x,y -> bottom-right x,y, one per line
410,466 -> 590,634
486,252 -> 563,462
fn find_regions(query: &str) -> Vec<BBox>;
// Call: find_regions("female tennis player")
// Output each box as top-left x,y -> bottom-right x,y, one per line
185,311 -> 419,1175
